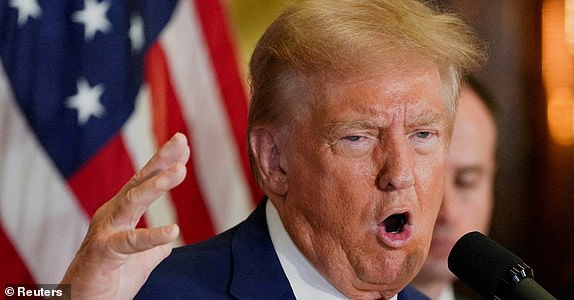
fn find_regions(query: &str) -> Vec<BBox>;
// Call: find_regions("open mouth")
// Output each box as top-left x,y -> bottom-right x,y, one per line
382,213 -> 408,234
377,212 -> 412,248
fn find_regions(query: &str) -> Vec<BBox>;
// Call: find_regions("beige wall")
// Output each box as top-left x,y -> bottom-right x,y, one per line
227,0 -> 288,79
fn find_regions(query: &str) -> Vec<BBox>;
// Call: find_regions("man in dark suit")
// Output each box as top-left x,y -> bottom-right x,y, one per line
135,197 -> 427,299
59,0 -> 485,299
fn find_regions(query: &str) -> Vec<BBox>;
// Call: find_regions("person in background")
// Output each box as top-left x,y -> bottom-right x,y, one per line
411,76 -> 498,300
58,0 -> 486,299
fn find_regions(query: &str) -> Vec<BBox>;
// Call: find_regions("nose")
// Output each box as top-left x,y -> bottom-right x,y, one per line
376,139 -> 415,192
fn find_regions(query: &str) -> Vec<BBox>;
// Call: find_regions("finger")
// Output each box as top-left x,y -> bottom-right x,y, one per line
107,224 -> 180,255
125,133 -> 190,191
113,161 -> 187,228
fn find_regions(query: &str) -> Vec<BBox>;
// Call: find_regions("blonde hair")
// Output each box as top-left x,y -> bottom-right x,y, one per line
247,0 -> 486,182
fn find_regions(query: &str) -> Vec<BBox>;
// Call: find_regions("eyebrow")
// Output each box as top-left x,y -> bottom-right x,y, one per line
322,120 -> 379,140
321,109 -> 448,140
407,110 -> 447,128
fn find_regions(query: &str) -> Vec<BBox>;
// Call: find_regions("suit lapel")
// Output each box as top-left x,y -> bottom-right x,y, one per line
229,198 -> 296,299
227,199 -> 428,300
398,285 -> 431,300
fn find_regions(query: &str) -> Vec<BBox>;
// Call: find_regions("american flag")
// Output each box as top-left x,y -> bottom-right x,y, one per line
0,0 -> 261,286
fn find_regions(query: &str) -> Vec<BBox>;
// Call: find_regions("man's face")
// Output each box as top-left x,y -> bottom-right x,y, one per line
272,66 -> 450,298
417,86 -> 496,281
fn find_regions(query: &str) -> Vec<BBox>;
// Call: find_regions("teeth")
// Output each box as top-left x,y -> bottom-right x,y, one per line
383,213 -> 406,233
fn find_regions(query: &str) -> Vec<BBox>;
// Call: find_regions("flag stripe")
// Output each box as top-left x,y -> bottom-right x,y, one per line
0,225 -> 35,285
159,0 -> 254,233
122,84 -> 182,239
0,64 -> 31,287
192,0 -> 263,204
122,84 -> 186,248
67,134 -> 138,219
145,42 -> 215,243
0,64 -> 88,285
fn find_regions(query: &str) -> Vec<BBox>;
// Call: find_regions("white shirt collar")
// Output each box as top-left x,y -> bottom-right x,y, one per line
437,284 -> 456,300
266,200 -> 398,300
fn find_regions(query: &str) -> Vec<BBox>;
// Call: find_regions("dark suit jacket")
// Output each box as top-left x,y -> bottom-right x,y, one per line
136,199 -> 429,300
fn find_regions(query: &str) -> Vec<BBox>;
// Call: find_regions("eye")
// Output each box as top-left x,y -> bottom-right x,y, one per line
413,131 -> 433,139
343,135 -> 364,142
408,130 -> 440,154
409,130 -> 437,145
332,133 -> 377,157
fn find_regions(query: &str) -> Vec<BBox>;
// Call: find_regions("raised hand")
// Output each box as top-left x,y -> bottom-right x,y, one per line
58,133 -> 190,299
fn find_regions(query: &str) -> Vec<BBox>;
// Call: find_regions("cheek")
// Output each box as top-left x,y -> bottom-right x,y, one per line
285,142 -> 349,207
285,150 -> 377,236
288,130 -> 373,196
416,156 -> 446,207
293,163 -> 370,217
415,157 -> 446,240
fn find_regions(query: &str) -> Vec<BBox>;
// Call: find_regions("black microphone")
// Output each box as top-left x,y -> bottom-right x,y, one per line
448,231 -> 556,300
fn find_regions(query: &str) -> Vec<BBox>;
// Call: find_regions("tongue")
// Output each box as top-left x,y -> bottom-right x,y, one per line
383,214 -> 406,233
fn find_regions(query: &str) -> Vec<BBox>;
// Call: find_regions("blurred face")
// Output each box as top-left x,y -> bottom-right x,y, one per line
415,86 -> 496,282
255,66 -> 451,299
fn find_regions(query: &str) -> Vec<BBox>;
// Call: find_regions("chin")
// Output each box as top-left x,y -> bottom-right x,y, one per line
378,247 -> 426,289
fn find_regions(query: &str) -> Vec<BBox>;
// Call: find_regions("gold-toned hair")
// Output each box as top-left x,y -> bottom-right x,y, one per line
247,0 -> 486,183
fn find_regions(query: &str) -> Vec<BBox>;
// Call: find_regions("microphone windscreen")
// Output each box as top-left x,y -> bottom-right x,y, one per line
448,231 -> 524,297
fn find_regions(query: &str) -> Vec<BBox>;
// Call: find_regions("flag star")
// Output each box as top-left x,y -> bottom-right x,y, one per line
130,15 -> 145,52
9,0 -> 42,26
66,78 -> 106,125
72,0 -> 112,41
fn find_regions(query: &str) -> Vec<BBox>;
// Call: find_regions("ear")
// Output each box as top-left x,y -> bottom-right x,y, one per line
249,127 -> 288,197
